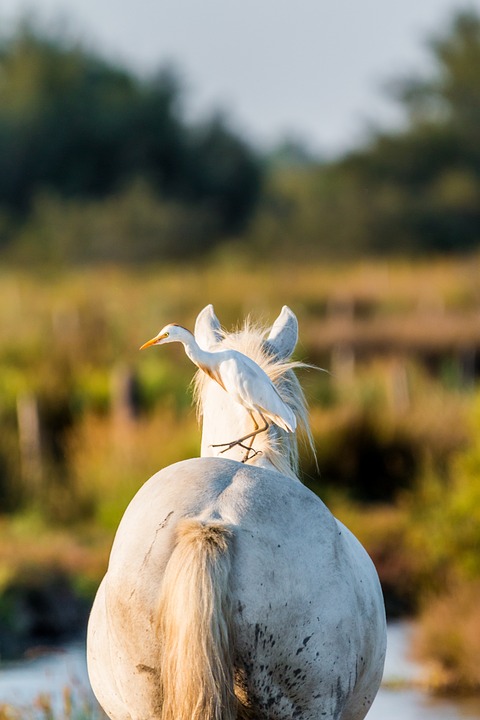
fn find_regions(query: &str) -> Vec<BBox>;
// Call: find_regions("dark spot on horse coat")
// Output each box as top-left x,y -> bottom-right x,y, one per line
254,623 -> 262,646
135,664 -> 157,675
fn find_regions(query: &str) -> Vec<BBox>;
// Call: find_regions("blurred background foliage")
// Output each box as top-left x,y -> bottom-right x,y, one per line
0,20 -> 261,261
1,8 -> 480,689
2,12 -> 480,262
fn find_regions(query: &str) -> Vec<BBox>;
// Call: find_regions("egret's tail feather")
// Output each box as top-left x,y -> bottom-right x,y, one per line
268,407 -> 297,434
158,518 -> 237,720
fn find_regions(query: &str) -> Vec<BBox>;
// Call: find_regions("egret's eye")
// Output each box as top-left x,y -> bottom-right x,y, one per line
164,332 -> 169,338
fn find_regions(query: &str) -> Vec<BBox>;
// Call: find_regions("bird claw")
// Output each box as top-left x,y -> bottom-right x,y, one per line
242,447 -> 262,463
209,418 -> 269,457
210,440 -> 242,454
209,440 -> 262,463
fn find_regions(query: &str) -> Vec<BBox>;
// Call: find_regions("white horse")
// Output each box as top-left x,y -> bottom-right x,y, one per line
87,306 -> 386,720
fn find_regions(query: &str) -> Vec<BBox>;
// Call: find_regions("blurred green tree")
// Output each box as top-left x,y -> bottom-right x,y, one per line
344,10 -> 480,253
0,22 -> 262,260
250,10 -> 480,258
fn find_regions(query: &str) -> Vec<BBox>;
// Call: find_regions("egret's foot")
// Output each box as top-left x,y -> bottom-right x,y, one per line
209,439 -> 262,462
210,419 -> 269,456
242,447 -> 262,463
211,439 -> 247,453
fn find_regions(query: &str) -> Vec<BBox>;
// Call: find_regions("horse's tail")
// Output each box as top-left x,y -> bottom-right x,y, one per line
158,517 -> 237,720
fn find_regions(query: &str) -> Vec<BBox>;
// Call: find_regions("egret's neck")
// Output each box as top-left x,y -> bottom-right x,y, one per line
180,332 -> 212,369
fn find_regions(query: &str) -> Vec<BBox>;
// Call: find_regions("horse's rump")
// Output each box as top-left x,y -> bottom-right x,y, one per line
87,457 -> 386,720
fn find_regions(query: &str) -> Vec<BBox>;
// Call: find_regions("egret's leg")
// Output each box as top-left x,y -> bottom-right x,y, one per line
243,413 -> 260,462
210,413 -> 269,459
240,412 -> 269,462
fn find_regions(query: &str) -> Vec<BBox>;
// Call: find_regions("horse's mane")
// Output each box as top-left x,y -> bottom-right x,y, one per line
192,318 -> 316,480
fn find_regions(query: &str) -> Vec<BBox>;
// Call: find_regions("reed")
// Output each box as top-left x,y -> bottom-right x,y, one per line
0,257 -> 479,688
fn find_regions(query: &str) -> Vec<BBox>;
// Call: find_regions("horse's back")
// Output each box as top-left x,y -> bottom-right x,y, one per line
88,457 -> 386,720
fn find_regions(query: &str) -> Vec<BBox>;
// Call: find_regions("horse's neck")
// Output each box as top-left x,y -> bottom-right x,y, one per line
201,382 -> 267,460
200,381 -> 256,463
199,380 -> 297,477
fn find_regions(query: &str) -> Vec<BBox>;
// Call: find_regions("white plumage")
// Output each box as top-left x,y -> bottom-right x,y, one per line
140,322 -> 296,460
216,353 -> 296,432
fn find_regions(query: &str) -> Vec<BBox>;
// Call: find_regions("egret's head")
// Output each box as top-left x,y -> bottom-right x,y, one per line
139,323 -> 187,350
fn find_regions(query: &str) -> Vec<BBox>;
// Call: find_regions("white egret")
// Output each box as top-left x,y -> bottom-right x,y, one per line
140,323 -> 297,461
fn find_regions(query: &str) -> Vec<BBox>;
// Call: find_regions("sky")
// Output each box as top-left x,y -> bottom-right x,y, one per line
1,0 -> 480,156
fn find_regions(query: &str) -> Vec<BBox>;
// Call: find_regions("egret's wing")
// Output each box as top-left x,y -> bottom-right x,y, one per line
219,353 -> 296,432
194,305 -> 223,350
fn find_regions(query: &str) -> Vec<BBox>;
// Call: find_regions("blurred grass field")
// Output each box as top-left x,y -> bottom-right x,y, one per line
1,255 -> 480,688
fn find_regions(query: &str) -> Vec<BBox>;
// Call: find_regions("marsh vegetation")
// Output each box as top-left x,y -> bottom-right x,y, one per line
0,258 -> 479,692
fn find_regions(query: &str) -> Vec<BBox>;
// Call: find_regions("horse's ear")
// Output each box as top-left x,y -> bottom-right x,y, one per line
263,306 -> 298,359
195,304 -> 223,350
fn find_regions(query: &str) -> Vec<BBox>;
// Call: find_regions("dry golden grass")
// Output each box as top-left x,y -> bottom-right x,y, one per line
1,253 -> 479,341
0,516 -> 110,595
415,582 -> 480,692
1,257 -> 480,689
66,409 -> 199,530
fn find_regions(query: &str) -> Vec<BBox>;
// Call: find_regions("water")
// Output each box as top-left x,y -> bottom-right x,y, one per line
0,642 -> 98,716
371,623 -> 480,720
0,623 -> 479,718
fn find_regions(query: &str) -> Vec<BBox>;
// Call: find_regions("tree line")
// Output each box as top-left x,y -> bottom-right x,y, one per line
250,10 -> 480,259
0,22 -> 261,262
1,11 -> 480,263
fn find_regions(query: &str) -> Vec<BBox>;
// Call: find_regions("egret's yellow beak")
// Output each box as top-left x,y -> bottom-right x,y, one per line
139,333 -> 167,350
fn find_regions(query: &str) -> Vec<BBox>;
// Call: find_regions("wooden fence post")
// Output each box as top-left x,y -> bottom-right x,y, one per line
16,393 -> 43,497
